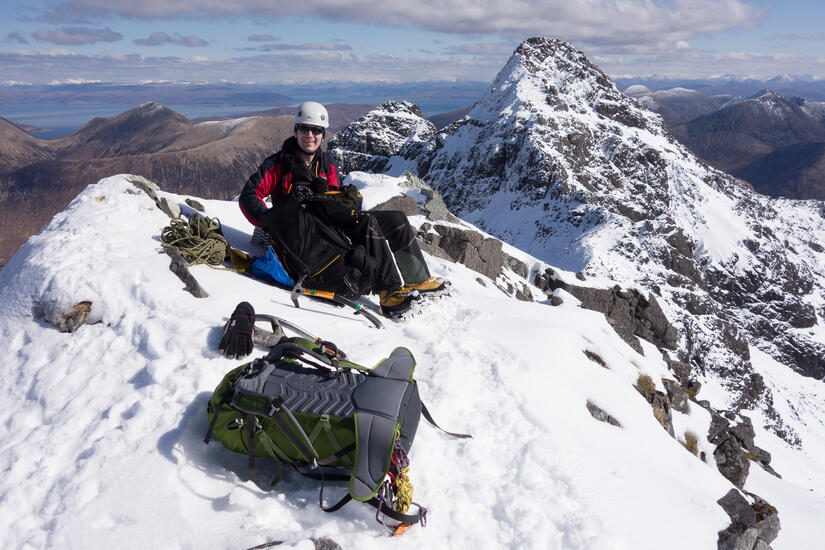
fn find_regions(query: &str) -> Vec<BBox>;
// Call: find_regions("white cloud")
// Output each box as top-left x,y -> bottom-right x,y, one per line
32,26 -> 122,45
442,42 -> 516,56
134,32 -> 209,47
597,47 -> 825,79
46,0 -> 764,46
47,78 -> 102,84
0,47 -> 502,84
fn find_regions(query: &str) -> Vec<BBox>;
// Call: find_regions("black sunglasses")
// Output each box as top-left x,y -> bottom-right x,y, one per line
296,124 -> 325,136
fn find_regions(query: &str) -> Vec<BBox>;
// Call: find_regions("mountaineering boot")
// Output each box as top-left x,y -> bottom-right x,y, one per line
379,288 -> 422,318
403,277 -> 451,298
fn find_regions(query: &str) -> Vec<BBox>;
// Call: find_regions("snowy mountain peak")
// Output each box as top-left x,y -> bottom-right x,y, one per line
333,37 -> 825,451
328,100 -> 435,177
479,37 -> 649,132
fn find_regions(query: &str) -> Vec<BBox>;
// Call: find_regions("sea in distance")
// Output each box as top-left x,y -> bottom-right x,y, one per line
1,98 -> 470,140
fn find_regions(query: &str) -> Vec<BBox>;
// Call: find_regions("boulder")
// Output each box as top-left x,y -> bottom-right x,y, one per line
716,489 -> 780,550
713,434 -> 750,488
417,223 -> 504,281
586,400 -> 622,427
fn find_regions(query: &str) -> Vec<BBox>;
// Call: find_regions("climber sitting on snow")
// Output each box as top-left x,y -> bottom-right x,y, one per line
238,101 -> 447,317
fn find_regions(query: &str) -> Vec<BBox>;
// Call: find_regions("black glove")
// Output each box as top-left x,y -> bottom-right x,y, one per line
311,176 -> 329,194
292,184 -> 313,203
218,301 -> 255,358
259,206 -> 280,232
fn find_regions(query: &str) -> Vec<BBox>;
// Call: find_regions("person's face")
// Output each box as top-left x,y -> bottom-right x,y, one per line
294,124 -> 324,155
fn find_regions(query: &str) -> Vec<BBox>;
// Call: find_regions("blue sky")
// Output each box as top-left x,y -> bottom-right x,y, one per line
1,0 -> 824,85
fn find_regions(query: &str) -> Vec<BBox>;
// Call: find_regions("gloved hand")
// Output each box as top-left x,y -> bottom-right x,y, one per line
259,206 -> 280,232
218,301 -> 255,358
311,176 -> 329,194
292,184 -> 313,203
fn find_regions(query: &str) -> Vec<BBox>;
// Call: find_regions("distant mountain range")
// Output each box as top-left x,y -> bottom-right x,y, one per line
5,75 -> 825,268
0,99 -> 474,269
626,86 -> 825,201
616,74 -> 825,101
0,102 -> 380,268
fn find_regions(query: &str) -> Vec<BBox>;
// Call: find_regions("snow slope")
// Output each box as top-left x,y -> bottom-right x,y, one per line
0,174 -> 823,549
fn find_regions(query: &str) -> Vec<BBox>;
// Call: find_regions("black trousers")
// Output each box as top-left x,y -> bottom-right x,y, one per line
354,210 -> 430,292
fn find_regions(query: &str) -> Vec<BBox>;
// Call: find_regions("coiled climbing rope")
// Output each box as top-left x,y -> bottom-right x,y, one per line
388,437 -> 414,514
394,466 -> 414,514
160,213 -> 230,267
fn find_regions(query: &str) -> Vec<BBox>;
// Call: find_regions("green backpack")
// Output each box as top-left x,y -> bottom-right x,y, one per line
204,331 -> 455,531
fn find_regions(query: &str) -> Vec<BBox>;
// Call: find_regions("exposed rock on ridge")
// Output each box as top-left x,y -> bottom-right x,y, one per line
329,101 -> 436,177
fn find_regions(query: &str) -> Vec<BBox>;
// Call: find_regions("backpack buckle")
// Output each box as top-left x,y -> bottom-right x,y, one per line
267,396 -> 284,417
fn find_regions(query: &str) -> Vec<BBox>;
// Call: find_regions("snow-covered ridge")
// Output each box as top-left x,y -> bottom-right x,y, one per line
1,173 -> 822,549
328,100 -> 436,177
194,116 -> 256,131
331,36 -> 825,450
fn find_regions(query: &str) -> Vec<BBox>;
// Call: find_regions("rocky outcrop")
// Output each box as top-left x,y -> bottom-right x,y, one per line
635,375 -> 675,436
534,267 -> 677,354
328,101 -> 435,177
417,223 -> 504,281
370,173 -> 522,294
586,401 -> 622,427
708,411 -> 778,487
717,489 -> 780,550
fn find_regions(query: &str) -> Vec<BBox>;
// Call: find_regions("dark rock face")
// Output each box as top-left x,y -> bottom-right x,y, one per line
586,401 -> 622,427
717,489 -> 780,550
416,223 -> 504,281
713,434 -> 751,488
708,411 -> 778,487
328,101 -> 436,177
536,270 -> 677,353
662,379 -> 689,413
312,537 -> 343,550
371,195 -> 419,216
634,376 -> 675,436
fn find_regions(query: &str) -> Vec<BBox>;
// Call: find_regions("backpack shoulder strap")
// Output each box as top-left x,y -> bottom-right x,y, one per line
349,375 -> 411,500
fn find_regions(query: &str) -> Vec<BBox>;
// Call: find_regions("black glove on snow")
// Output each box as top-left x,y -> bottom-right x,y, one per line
218,301 -> 255,358
311,176 -> 329,194
292,184 -> 313,203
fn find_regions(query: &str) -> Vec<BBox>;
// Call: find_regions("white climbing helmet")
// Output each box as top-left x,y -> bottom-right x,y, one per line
294,101 -> 329,128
